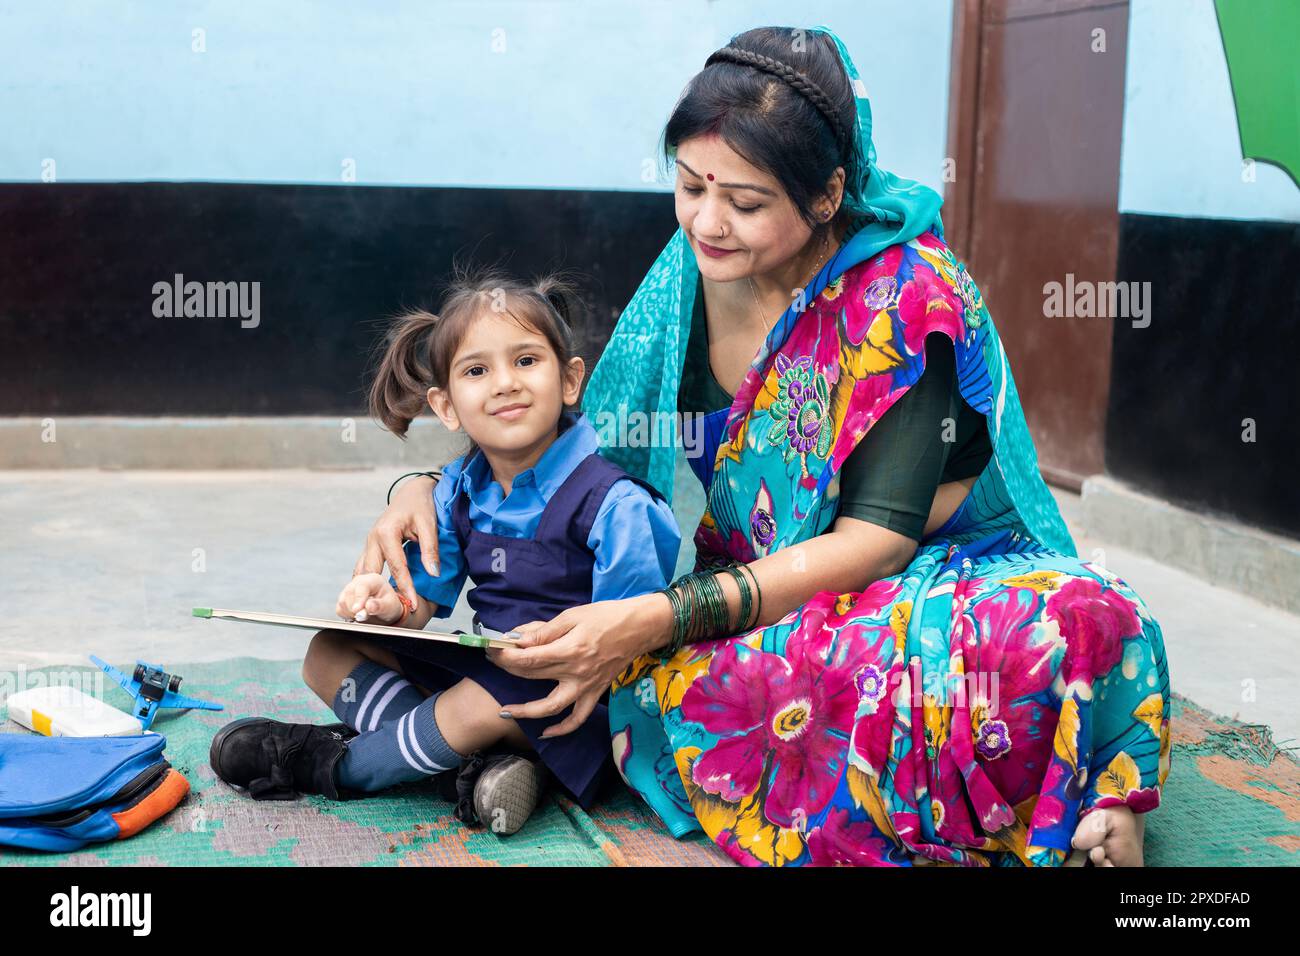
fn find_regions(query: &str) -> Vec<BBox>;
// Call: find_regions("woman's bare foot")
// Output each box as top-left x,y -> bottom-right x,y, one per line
1070,805 -> 1145,866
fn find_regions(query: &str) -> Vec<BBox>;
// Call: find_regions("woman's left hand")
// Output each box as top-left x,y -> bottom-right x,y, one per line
485,593 -> 669,738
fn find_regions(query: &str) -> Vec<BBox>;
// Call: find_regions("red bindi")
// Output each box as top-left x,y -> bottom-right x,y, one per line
706,173 -> 714,181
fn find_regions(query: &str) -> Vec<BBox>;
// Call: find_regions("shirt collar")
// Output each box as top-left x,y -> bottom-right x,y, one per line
460,410 -> 596,501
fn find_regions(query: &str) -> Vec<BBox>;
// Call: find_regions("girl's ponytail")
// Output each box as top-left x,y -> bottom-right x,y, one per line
533,271 -> 582,359
368,309 -> 441,438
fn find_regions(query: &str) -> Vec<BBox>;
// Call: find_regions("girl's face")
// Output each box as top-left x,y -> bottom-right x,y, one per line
427,308 -> 583,456
674,134 -> 836,284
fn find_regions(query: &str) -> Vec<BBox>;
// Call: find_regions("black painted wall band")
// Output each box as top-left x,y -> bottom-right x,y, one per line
3,188 -> 1293,534
0,182 -> 677,415
1107,212 -> 1299,537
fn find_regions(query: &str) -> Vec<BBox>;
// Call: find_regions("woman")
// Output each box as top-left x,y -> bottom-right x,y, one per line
360,25 -> 1171,867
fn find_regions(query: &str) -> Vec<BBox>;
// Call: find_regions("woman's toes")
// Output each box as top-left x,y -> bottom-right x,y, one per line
1107,829 -> 1144,866
1102,807 -> 1144,866
1071,808 -> 1110,851
1071,806 -> 1144,866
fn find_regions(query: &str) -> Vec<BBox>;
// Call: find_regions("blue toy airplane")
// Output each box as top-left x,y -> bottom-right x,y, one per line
90,656 -> 224,730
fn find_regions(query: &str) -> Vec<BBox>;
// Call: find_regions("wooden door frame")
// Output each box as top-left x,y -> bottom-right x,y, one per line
944,0 -> 984,259
943,0 -> 1129,490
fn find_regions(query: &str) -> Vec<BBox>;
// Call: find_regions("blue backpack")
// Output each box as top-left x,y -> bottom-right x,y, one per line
0,732 -> 189,851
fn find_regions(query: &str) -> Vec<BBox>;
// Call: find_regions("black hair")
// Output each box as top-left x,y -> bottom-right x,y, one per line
661,26 -> 866,237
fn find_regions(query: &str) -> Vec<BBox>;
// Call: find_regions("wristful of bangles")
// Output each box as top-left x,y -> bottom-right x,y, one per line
653,562 -> 762,660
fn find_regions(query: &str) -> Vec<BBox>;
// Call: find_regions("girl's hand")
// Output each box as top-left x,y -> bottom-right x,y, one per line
337,573 -> 406,625
485,594 -> 671,738
354,475 -> 439,607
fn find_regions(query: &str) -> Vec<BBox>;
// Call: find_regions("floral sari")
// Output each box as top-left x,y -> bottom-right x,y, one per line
601,230 -> 1172,866
581,24 -> 1170,866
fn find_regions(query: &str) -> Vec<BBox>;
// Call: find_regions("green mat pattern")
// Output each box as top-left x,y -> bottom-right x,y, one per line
0,659 -> 728,867
1,659 -> 1296,866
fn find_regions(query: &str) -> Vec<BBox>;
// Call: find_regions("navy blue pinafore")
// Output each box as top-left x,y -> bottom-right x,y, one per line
364,451 -> 663,809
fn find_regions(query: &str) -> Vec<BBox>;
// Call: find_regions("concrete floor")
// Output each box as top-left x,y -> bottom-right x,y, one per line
2,466 -> 1297,743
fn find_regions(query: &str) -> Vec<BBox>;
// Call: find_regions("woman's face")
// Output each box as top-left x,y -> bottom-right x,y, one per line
674,133 -> 823,284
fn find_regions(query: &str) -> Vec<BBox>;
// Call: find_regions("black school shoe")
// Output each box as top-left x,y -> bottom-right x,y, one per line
209,717 -> 359,801
451,750 -> 548,836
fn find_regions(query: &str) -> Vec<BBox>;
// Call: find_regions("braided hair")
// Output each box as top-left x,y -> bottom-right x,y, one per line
703,45 -> 852,159
662,27 -> 866,235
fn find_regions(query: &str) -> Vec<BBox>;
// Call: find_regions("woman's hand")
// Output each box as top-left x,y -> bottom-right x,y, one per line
354,475 -> 439,606
485,593 -> 672,738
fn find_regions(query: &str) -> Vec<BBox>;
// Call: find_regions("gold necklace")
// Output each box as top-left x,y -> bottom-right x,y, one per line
747,231 -> 832,334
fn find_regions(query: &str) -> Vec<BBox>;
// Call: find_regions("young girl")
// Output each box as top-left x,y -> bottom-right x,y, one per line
209,268 -> 681,835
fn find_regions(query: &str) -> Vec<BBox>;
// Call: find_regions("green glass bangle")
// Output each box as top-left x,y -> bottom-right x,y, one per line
698,571 -> 727,640
678,573 -> 703,645
655,572 -> 697,659
719,564 -> 753,634
683,573 -> 705,640
654,562 -> 760,658
665,570 -> 712,651
656,584 -> 686,659
746,563 -> 763,629
711,566 -> 738,635
737,565 -> 753,630
684,568 -> 729,645
707,573 -> 727,638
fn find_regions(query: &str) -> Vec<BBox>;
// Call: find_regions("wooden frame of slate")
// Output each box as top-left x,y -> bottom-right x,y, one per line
192,608 -> 519,649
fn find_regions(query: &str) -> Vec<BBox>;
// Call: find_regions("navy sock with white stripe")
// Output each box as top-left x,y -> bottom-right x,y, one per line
335,693 -> 466,792
331,659 -> 425,733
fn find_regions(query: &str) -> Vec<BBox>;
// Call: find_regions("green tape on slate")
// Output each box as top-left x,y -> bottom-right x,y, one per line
192,607 -> 213,618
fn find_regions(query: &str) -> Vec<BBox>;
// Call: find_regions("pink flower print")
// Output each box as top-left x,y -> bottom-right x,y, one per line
961,587 -> 1059,804
693,521 -> 756,565
806,806 -> 902,866
1046,576 -> 1141,683
898,264 -> 965,356
861,245 -> 904,285
681,624 -> 868,827
851,578 -> 904,620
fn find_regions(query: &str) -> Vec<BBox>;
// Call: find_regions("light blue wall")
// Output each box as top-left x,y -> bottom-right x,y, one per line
1120,0 -> 1300,222
0,0 -> 953,194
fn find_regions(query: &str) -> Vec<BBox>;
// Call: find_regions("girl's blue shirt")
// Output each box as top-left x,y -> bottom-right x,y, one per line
401,411 -> 681,618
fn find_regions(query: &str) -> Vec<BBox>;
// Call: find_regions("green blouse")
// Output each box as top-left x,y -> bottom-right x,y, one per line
677,278 -> 993,541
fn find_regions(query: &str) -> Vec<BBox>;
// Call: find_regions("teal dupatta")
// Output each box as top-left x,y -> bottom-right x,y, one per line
581,25 -> 1073,556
